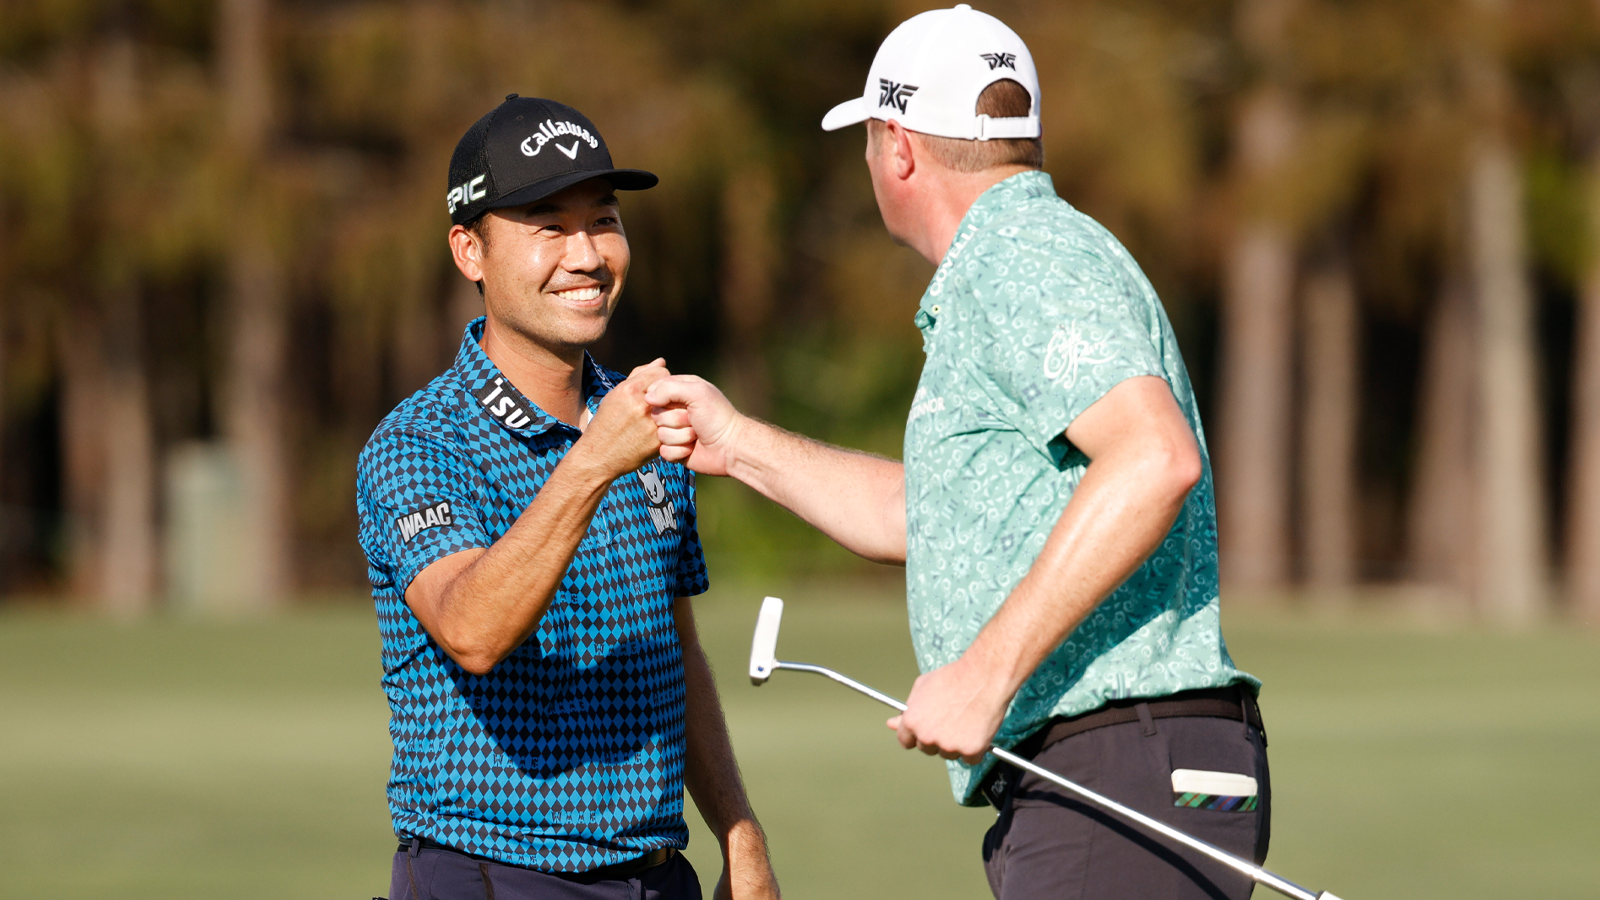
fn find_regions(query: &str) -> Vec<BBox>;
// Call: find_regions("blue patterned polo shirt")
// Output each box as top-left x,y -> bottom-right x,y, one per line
904,171 -> 1258,805
355,317 -> 709,870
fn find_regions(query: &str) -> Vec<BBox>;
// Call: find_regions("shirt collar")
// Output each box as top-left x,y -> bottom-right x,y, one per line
450,317 -> 614,436
955,169 -> 1056,237
918,170 -> 1058,330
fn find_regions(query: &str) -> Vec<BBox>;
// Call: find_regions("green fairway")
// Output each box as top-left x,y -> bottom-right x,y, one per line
1,587 -> 1595,899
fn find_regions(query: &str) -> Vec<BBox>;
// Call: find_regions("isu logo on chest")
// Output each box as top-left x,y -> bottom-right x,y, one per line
474,377 -> 538,430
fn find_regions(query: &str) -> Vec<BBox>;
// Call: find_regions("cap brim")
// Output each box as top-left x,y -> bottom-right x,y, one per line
821,97 -> 871,132
486,168 -> 659,214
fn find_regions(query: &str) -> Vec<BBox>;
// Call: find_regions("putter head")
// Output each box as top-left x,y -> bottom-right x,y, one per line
749,596 -> 784,685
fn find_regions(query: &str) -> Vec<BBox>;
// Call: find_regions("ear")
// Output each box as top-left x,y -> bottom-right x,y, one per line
885,119 -> 917,181
448,223 -> 485,284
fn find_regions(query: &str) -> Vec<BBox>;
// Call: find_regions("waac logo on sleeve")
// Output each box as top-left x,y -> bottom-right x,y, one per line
473,377 -> 538,430
637,466 -> 679,535
396,501 -> 454,543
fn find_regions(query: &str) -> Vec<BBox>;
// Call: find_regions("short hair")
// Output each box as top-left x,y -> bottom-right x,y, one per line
869,79 -> 1043,172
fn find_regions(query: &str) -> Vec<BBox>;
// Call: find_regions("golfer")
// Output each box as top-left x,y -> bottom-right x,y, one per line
356,96 -> 777,900
647,7 -> 1269,899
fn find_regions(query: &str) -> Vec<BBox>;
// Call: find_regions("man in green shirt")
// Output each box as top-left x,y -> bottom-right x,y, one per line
648,6 -> 1268,898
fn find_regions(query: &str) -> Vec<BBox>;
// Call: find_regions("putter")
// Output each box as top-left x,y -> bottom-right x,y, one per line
749,597 -> 1345,900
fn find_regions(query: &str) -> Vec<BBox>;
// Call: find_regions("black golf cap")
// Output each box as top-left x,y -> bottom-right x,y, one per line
446,95 -> 657,226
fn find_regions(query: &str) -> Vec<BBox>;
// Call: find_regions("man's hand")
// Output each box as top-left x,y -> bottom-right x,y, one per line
650,372 -> 908,563
645,374 -> 744,475
886,653 -> 1012,764
577,358 -> 670,475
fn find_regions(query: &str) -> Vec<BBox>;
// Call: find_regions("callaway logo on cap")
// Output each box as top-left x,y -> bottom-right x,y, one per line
446,95 -> 658,226
821,4 -> 1041,141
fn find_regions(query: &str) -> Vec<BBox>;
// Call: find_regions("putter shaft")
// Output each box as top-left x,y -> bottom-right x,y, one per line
772,661 -> 907,711
769,659 -> 1339,900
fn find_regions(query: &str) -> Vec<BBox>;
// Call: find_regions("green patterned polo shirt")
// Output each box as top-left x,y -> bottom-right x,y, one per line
903,171 -> 1258,805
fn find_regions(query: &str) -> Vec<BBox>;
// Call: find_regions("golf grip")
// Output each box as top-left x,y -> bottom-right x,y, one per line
772,660 -> 1334,900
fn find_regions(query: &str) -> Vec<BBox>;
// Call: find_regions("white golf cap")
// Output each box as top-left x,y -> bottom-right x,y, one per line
820,4 -> 1040,141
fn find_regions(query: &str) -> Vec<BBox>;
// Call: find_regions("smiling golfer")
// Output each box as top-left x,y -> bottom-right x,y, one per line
647,6 -> 1269,899
356,96 -> 776,900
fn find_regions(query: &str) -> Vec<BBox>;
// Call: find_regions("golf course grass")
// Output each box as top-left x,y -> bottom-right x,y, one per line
1,582 -> 1595,898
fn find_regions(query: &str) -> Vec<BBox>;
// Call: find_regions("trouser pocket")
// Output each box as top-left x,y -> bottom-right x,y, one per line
983,710 -> 1270,900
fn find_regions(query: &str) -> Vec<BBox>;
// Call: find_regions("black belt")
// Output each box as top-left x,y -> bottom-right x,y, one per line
977,684 -> 1264,809
399,838 -> 673,880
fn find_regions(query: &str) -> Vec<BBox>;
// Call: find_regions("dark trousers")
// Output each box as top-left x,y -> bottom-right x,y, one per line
389,844 -> 701,900
982,711 -> 1271,900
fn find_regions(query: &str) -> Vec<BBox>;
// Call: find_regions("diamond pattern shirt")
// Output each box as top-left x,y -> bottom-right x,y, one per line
904,171 -> 1258,805
356,317 -> 709,870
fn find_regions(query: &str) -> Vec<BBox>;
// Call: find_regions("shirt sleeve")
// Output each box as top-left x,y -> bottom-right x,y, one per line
671,471 -> 710,597
962,226 -> 1168,460
356,427 -> 493,594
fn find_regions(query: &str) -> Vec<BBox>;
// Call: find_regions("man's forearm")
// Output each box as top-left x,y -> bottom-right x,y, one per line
724,418 -> 906,564
676,600 -> 778,898
679,600 -> 757,834
409,365 -> 671,674
969,442 -> 1196,702
410,443 -> 616,673
891,422 -> 1200,761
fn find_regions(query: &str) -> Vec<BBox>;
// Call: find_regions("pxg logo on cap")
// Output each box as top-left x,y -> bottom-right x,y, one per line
822,4 -> 1041,142
446,95 -> 658,226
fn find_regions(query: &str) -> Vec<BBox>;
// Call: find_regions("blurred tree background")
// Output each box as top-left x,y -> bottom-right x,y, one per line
1,0 -> 1599,624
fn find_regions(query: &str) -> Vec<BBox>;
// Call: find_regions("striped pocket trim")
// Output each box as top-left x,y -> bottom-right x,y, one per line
1173,791 -> 1259,811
